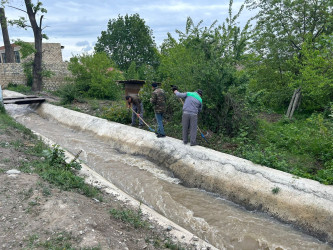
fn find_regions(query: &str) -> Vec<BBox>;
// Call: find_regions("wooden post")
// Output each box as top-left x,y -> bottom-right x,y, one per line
286,89 -> 297,118
286,88 -> 301,119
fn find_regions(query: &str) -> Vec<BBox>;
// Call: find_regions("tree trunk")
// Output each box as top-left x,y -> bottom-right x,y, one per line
0,8 -> 15,63
24,0 -> 43,92
32,31 -> 43,91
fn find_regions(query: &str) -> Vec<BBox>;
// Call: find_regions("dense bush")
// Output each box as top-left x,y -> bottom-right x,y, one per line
55,83 -> 81,105
67,52 -> 124,100
157,42 -> 256,136
101,101 -> 131,124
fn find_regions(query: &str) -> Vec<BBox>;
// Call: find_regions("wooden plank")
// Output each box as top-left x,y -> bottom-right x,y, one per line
3,95 -> 38,100
3,98 -> 45,105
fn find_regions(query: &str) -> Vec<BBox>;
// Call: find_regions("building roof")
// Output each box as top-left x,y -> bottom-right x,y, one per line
117,80 -> 146,85
117,80 -> 162,85
0,44 -> 20,51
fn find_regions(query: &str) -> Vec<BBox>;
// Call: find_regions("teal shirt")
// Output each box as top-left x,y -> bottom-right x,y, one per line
175,91 -> 202,115
187,92 -> 202,103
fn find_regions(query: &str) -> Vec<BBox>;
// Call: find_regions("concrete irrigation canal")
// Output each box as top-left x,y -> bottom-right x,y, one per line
3,90 -> 333,249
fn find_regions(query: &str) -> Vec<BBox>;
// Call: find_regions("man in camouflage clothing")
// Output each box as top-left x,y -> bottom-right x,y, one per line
150,83 -> 166,138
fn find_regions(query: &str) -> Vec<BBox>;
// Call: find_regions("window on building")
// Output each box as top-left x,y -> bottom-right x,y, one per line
14,51 -> 20,63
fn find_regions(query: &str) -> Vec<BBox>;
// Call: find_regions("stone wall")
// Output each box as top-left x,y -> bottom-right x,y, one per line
20,43 -> 64,64
0,43 -> 70,91
41,43 -> 64,63
43,62 -> 71,91
0,62 -> 71,91
0,43 -> 64,64
0,63 -> 26,86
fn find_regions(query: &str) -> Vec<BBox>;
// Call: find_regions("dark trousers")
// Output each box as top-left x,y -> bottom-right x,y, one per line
182,113 -> 198,145
131,103 -> 144,126
155,113 -> 165,135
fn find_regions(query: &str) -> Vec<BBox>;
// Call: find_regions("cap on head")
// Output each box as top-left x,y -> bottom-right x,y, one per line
152,83 -> 158,88
196,89 -> 203,96
125,96 -> 131,100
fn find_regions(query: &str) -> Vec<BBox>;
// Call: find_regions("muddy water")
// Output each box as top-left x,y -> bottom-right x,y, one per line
7,104 -> 332,250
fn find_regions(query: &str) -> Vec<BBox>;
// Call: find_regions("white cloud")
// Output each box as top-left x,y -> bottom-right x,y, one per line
0,0 -> 252,61
133,2 -> 229,12
76,41 -> 90,47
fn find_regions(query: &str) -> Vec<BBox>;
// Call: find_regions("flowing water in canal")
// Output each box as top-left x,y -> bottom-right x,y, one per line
6,104 -> 332,250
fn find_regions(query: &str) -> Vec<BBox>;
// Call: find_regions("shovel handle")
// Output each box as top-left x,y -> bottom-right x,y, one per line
130,108 -> 155,132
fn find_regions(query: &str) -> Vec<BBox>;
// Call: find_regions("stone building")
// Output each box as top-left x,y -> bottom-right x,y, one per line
0,43 -> 71,90
0,44 -> 21,63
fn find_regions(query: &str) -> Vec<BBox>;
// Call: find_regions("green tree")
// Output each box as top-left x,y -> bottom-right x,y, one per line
125,61 -> 139,80
14,40 -> 35,86
246,0 -> 333,111
67,52 -> 124,100
247,0 -> 333,56
2,0 -> 48,91
158,0 -> 254,135
95,13 -> 159,71
288,36 -> 333,111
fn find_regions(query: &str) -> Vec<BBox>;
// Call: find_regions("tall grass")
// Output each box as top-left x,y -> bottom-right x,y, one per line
233,114 -> 333,184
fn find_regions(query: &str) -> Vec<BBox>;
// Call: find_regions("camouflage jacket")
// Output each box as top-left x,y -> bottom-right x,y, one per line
150,88 -> 166,113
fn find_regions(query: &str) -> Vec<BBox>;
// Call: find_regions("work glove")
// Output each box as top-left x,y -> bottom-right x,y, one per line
171,85 -> 178,92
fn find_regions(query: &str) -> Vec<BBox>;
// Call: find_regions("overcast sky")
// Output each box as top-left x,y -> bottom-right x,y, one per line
1,0 -> 253,61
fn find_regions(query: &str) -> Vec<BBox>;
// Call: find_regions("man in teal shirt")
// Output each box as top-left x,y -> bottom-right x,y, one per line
173,87 -> 203,146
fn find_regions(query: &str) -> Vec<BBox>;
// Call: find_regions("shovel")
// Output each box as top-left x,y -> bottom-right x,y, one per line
130,107 -> 155,132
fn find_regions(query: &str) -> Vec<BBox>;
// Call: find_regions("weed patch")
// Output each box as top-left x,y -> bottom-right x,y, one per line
272,187 -> 280,194
110,206 -> 149,229
27,232 -> 77,249
27,145 -> 103,200
6,83 -> 33,94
